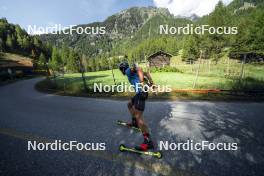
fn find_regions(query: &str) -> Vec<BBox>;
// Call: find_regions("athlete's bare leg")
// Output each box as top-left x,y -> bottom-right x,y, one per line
132,106 -> 153,151
133,107 -> 149,133
127,100 -> 135,117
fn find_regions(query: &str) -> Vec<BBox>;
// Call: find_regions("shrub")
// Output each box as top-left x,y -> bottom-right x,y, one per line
150,66 -> 183,73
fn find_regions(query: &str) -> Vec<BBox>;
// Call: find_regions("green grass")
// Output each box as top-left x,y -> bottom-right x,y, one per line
139,55 -> 264,80
175,62 -> 264,79
38,56 -> 264,100
51,60 -> 264,91
52,68 -> 255,92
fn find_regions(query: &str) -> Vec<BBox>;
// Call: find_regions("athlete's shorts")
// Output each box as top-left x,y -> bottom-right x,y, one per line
131,92 -> 148,111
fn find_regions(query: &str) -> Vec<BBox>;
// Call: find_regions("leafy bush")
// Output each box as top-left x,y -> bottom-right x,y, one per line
150,66 -> 183,73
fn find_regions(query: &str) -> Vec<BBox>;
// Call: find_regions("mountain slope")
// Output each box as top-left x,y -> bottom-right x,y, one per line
40,1 -> 264,59
228,0 -> 264,9
40,7 -> 178,57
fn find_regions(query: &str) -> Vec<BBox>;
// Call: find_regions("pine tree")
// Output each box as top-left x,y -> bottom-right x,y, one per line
39,52 -> 47,66
67,50 -> 79,72
22,36 -> 30,50
207,1 -> 231,63
50,47 -> 62,71
182,36 -> 199,63
17,33 -> 23,49
251,9 -> 264,51
6,34 -> 14,50
0,38 -> 3,52
33,37 -> 41,48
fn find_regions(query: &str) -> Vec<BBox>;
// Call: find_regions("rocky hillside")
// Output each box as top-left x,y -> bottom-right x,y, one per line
39,7 -> 179,57
40,1 -> 264,59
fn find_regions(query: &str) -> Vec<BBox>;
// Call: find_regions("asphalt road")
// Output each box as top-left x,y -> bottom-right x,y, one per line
0,78 -> 264,176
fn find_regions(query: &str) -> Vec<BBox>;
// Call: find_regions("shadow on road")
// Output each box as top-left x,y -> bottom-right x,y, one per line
151,102 -> 264,176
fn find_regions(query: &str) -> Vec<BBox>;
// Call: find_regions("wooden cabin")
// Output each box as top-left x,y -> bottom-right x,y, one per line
147,51 -> 172,68
0,58 -> 33,80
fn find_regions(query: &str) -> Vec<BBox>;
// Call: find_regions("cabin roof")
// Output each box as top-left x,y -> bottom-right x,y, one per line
147,50 -> 173,61
0,59 -> 33,68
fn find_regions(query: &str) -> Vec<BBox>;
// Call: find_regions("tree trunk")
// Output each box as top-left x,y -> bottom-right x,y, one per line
239,54 -> 246,80
227,57 -> 230,76
79,58 -> 88,92
44,63 -> 50,79
193,51 -> 202,89
81,71 -> 88,92
50,67 -> 57,87
208,60 -> 211,75
111,68 -> 116,85
62,63 -> 66,94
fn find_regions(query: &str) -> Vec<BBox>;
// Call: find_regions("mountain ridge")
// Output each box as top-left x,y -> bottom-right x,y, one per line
39,1 -> 264,58
39,6 -> 181,56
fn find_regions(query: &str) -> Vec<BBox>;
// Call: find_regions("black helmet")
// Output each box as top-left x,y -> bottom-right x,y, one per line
119,62 -> 129,75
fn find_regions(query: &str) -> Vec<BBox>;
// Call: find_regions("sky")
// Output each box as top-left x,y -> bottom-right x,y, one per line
0,0 -> 233,34
153,0 -> 233,17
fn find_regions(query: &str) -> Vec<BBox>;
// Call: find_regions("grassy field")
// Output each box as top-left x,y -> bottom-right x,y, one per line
37,56 -> 264,100
52,69 -> 230,91
46,67 -> 263,92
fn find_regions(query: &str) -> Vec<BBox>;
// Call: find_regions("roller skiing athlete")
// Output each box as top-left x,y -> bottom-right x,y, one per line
118,61 -> 155,152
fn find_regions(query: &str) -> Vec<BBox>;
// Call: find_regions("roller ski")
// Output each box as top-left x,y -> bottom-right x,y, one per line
119,134 -> 162,159
116,120 -> 141,132
119,144 -> 162,159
